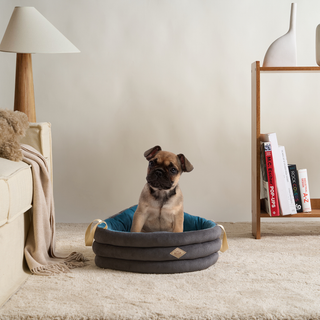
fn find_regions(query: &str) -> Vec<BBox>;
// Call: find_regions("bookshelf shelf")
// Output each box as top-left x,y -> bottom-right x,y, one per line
260,200 -> 320,218
260,66 -> 320,72
251,61 -> 320,238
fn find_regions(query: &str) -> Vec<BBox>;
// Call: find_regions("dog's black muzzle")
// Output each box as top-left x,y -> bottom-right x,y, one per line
147,169 -> 173,190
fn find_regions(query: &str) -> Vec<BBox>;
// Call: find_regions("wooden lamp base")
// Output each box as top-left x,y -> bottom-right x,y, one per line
14,53 -> 36,122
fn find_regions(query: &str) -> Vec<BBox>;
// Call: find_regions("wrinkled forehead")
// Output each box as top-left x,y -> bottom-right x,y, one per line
153,151 -> 180,168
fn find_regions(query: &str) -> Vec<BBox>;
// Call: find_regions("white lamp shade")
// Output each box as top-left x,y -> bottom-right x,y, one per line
0,6 -> 80,53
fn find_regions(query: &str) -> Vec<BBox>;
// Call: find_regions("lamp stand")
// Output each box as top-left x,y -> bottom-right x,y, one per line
14,53 -> 36,122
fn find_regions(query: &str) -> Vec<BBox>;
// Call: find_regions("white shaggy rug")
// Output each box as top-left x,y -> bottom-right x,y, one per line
1,221 -> 320,320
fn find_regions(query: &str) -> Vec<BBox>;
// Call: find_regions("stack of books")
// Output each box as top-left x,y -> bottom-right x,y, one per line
260,133 -> 311,216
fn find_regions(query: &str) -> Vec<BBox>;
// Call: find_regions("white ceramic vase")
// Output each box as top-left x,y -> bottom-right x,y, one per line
263,3 -> 297,67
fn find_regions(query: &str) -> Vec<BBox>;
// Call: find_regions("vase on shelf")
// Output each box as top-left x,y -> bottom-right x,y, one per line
263,3 -> 297,67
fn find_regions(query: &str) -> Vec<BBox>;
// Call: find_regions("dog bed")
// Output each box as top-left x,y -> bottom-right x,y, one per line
85,205 -> 228,274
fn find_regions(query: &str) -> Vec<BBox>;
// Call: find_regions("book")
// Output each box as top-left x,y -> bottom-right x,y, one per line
288,164 -> 303,213
260,141 -> 280,216
260,133 -> 296,215
264,142 -> 280,216
298,169 -> 312,213
278,146 -> 297,215
260,142 -> 270,214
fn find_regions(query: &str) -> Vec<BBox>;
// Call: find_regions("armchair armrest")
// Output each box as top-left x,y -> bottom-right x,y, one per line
20,122 -> 53,183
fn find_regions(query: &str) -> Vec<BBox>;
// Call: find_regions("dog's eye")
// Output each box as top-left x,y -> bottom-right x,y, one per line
170,167 -> 178,174
149,161 -> 155,168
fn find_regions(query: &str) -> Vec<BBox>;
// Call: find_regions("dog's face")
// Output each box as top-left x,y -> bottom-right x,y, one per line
144,146 -> 193,190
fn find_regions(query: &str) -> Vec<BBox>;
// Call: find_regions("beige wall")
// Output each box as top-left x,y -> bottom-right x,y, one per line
1,0 -> 320,222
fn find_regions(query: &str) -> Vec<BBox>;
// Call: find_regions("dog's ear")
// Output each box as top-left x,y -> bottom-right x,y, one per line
177,154 -> 194,172
144,146 -> 162,160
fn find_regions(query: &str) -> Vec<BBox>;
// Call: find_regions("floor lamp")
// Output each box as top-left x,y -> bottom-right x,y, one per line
0,7 -> 80,122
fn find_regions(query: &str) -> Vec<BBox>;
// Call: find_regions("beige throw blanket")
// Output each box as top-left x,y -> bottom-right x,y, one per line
22,144 -> 87,275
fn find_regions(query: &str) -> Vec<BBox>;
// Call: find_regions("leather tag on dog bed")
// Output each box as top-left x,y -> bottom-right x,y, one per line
170,248 -> 186,259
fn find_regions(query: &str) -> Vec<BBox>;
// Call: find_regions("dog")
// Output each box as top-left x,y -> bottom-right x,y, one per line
130,145 -> 193,233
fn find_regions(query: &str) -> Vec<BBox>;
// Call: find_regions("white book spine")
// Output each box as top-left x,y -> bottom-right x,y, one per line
260,133 -> 296,215
278,146 -> 296,215
298,169 -> 312,213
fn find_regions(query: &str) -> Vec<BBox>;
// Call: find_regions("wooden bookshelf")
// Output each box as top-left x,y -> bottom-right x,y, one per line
251,61 -> 320,239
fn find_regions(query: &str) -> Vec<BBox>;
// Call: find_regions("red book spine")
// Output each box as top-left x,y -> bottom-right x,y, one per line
265,146 -> 280,217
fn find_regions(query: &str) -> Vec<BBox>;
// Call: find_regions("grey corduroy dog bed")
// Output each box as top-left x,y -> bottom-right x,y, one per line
86,205 -> 226,274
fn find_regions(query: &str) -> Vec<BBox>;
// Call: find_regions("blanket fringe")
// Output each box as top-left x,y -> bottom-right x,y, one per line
31,252 -> 88,275
31,263 -> 71,276
64,252 -> 89,269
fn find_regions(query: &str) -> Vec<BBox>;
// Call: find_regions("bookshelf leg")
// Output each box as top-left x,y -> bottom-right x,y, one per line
255,220 -> 261,239
252,212 -> 261,239
251,61 -> 261,239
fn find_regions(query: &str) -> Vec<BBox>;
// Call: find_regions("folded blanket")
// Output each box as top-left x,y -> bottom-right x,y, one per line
22,144 -> 87,275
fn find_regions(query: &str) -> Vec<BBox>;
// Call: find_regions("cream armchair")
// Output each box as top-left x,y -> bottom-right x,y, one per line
0,122 -> 53,307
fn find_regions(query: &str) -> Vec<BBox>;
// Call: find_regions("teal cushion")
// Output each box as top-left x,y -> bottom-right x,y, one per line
98,205 -> 216,232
